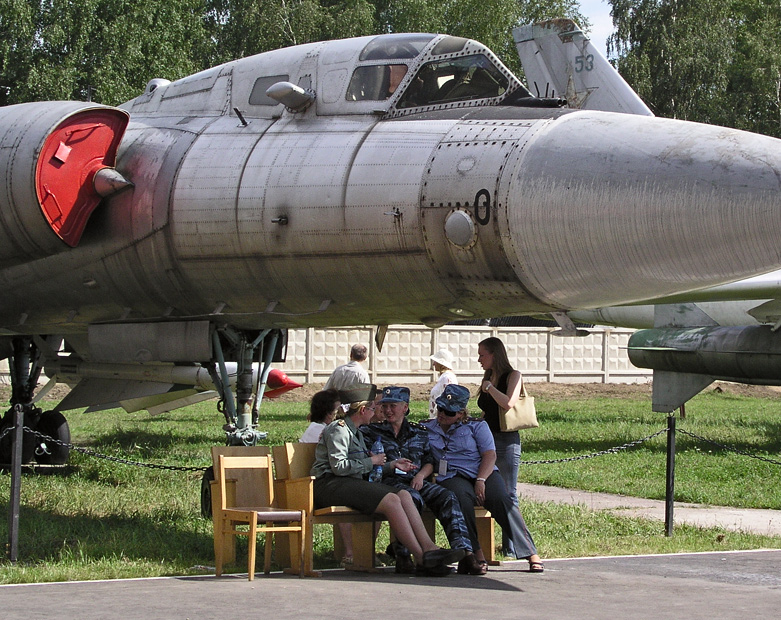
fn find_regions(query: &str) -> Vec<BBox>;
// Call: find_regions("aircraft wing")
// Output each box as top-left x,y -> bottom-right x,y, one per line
513,18 -> 653,115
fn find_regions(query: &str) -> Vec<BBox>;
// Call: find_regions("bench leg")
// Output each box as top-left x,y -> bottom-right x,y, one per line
476,516 -> 498,565
421,512 -> 436,541
349,521 -> 378,571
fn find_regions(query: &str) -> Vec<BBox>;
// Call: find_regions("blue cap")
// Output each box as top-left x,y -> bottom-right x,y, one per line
435,384 -> 470,412
379,386 -> 410,403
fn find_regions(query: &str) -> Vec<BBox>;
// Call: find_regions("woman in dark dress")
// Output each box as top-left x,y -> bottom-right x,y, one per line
476,336 -> 525,556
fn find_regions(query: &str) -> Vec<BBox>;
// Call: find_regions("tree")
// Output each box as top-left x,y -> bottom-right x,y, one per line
609,0 -> 781,136
204,0 -> 378,66
1,0 -> 208,106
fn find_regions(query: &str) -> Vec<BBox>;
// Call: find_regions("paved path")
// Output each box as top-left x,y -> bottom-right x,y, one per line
3,550 -> 781,620
518,483 -> 781,536
3,485 -> 781,619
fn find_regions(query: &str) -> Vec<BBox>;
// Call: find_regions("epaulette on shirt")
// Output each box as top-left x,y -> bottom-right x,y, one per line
409,421 -> 429,430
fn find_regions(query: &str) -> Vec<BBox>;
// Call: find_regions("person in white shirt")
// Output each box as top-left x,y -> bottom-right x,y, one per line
299,389 -> 341,443
324,344 -> 369,391
428,348 -> 458,418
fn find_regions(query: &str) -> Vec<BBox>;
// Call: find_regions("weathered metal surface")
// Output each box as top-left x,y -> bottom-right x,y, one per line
1,32 -> 781,353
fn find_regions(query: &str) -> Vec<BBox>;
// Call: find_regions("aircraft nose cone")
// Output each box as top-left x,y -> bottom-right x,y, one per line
507,110 -> 781,308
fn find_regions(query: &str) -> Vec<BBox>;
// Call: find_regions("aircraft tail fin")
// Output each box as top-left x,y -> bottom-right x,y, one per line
512,18 -> 653,116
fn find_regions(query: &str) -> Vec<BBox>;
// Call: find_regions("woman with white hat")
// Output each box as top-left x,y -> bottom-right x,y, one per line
429,348 -> 458,418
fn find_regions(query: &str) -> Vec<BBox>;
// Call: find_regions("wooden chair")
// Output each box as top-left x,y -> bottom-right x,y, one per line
209,445 -> 272,567
214,454 -> 306,580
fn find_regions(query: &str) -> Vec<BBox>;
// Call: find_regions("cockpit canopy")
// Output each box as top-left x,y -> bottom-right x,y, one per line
340,33 -> 524,116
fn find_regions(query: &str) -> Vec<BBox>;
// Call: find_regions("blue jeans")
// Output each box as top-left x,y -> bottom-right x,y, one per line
492,431 -> 521,555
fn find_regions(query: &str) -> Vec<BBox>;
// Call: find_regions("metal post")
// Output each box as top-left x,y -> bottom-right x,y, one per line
664,414 -> 676,537
7,404 -> 23,562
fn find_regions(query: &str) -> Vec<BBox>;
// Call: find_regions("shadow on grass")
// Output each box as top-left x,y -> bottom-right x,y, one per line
2,504 -> 214,568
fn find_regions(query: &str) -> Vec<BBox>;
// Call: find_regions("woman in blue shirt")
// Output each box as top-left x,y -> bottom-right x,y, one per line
423,384 -> 544,573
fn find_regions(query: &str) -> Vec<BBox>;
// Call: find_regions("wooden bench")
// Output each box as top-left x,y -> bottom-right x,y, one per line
272,442 -> 496,575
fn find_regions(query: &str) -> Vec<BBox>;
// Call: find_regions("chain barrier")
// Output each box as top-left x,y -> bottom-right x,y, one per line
519,428 -> 669,465
1,425 -> 207,472
676,428 -> 781,466
4,423 -> 780,472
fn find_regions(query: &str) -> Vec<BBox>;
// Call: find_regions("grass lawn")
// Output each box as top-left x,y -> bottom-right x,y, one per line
1,385 -> 780,583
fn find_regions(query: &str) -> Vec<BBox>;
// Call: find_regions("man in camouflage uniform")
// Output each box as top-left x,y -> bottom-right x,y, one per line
362,386 -> 474,576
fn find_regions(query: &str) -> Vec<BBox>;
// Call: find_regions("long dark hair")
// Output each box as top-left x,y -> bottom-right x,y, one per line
478,337 -> 514,381
309,389 -> 340,423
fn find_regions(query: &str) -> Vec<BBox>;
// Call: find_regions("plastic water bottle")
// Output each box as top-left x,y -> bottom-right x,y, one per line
368,437 -> 384,482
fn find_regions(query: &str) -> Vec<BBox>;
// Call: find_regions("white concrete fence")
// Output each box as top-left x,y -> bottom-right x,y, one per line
0,326 -> 651,387
280,325 -> 651,385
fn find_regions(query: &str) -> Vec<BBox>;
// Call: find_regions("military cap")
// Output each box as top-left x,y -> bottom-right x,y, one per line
378,385 -> 410,403
435,384 -> 470,412
338,383 -> 377,404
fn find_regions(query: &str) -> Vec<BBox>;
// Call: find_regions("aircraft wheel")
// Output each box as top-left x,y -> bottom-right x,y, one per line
201,466 -> 215,518
34,410 -> 71,465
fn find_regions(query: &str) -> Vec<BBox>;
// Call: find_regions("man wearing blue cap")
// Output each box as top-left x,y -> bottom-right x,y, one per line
362,386 -> 475,576
422,384 -> 544,574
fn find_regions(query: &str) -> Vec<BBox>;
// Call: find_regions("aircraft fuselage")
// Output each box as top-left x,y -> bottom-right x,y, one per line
2,33 -> 781,339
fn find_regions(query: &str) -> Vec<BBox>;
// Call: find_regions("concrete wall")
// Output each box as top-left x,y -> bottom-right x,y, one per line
281,325 -> 650,385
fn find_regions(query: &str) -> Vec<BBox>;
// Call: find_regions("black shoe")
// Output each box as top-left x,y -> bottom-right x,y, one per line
415,563 -> 454,577
395,553 -> 416,574
457,554 -> 488,575
421,547 -> 466,568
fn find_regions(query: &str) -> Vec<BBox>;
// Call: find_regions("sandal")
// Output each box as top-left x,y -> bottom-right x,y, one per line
529,561 -> 544,573
340,555 -> 354,568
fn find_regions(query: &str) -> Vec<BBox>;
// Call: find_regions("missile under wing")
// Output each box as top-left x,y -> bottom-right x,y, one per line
3,32 -> 781,460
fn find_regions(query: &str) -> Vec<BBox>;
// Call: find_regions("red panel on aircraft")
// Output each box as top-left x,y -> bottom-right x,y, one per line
35,108 -> 129,247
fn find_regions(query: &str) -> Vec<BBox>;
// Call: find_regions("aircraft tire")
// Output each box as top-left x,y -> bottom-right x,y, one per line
201,466 -> 215,518
33,410 -> 70,465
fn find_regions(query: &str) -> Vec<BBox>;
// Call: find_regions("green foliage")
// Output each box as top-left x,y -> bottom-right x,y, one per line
609,0 -> 781,136
0,0 -> 208,106
1,0 -> 589,105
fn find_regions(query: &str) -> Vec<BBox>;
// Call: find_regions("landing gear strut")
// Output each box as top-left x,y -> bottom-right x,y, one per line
199,327 -> 285,517
0,337 -> 70,466
208,327 -> 285,447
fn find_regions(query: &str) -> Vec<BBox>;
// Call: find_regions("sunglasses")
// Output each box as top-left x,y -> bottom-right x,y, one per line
436,406 -> 459,417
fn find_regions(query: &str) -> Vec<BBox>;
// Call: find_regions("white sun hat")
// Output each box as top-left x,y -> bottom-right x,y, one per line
430,348 -> 456,369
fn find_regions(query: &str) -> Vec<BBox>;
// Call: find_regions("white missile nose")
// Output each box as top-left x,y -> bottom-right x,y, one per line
93,167 -> 133,198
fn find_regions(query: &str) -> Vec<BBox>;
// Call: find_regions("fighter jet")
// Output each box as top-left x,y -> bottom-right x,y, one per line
3,30 -> 781,462
515,19 -> 781,412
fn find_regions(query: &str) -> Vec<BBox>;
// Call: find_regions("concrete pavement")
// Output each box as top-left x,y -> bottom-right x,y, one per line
2,550 -> 781,619
519,483 -> 781,536
3,485 -> 781,619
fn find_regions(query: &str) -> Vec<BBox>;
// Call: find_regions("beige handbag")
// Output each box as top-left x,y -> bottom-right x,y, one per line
499,384 -> 538,431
